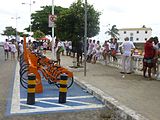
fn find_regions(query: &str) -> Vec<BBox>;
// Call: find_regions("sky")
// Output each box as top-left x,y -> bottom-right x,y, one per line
0,0 -> 160,43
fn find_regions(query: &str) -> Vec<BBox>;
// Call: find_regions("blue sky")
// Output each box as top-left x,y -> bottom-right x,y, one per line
0,0 -> 160,43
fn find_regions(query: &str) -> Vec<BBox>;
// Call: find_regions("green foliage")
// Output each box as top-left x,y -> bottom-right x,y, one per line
25,0 -> 100,44
33,30 -> 45,40
1,26 -> 16,38
18,32 -> 29,37
105,25 -> 119,38
1,26 -> 29,39
56,0 -> 101,42
25,5 -> 67,36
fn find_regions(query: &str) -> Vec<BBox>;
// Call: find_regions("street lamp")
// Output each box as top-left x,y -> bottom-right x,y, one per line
22,0 -> 35,36
11,16 -> 20,42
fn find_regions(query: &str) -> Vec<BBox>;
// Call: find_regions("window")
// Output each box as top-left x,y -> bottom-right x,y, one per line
136,38 -> 139,41
145,31 -> 148,34
130,37 -> 133,41
124,31 -> 126,34
137,31 -> 139,34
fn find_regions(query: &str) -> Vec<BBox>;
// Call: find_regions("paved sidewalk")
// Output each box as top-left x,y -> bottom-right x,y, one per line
47,52 -> 160,120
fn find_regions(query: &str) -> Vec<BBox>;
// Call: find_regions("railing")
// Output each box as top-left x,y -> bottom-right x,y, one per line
98,53 -> 160,80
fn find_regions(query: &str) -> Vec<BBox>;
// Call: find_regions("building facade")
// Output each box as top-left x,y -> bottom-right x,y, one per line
117,26 -> 152,43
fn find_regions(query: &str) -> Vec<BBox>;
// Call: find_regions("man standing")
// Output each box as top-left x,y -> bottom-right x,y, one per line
3,39 -> 10,61
153,37 -> 160,77
119,37 -> 135,74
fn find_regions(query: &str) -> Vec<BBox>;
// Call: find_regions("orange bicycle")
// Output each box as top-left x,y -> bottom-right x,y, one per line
37,53 -> 74,88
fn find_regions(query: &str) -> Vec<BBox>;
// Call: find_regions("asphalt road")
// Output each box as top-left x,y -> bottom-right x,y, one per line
0,47 -> 109,120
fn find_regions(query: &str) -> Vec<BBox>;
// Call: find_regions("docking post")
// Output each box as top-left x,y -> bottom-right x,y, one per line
27,73 -> 36,105
59,74 -> 68,103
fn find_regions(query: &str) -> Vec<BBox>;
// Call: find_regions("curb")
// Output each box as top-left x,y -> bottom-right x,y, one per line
74,77 -> 149,120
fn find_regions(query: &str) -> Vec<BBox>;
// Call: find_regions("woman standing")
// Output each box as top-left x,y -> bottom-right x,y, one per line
102,40 -> 110,64
110,38 -> 118,61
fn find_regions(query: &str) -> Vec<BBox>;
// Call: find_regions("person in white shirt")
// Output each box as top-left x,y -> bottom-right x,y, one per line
153,37 -> 160,76
102,40 -> 111,64
3,39 -> 10,60
86,39 -> 95,62
92,46 -> 101,64
65,40 -> 70,56
18,40 -> 24,56
119,37 -> 135,74
43,41 -> 48,54
55,39 -> 63,65
10,41 -> 17,60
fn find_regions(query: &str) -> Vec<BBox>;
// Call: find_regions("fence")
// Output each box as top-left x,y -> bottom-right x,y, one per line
98,53 -> 160,80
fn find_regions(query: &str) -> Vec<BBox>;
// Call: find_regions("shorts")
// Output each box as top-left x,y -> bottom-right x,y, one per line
4,49 -> 9,52
43,48 -> 47,50
143,58 -> 154,68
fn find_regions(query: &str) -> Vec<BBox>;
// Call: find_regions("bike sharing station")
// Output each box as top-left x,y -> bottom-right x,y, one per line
7,37 -> 104,115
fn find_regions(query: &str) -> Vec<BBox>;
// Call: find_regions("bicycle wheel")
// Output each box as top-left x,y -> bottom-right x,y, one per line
20,69 -> 28,89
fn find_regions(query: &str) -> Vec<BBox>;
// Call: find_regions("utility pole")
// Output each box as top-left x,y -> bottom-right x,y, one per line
22,0 -> 35,36
84,0 -> 87,76
11,16 -> 20,42
51,0 -> 55,59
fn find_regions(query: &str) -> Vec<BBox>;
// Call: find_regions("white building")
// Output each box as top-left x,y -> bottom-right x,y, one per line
117,26 -> 152,43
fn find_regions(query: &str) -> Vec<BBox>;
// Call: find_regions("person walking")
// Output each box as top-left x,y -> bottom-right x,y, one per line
18,40 -> 24,56
55,38 -> 63,65
43,40 -> 48,54
119,37 -> 135,74
86,39 -> 94,62
102,40 -> 110,64
3,39 -> 10,61
10,41 -> 17,60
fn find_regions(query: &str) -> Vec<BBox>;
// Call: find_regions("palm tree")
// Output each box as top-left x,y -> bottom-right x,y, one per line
105,25 -> 119,38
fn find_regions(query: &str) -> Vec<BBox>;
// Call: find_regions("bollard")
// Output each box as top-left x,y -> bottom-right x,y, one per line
59,74 -> 68,103
27,73 -> 36,105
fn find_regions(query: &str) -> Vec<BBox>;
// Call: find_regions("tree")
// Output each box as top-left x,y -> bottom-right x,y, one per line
56,0 -> 101,42
33,30 -> 45,40
105,25 -> 119,38
25,6 -> 68,36
55,0 -> 101,66
18,32 -> 30,37
1,26 -> 16,39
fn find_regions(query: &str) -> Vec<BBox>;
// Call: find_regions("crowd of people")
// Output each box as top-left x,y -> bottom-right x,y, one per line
3,36 -> 160,79
86,38 -> 119,64
3,39 -> 24,61
85,36 -> 160,79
